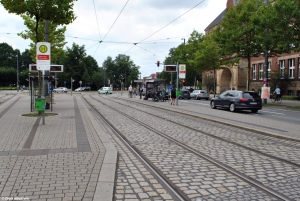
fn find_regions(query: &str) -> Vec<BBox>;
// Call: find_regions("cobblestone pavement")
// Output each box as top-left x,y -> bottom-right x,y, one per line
0,92 -> 116,201
119,93 -> 300,141
88,95 -> 283,200
111,95 -> 300,165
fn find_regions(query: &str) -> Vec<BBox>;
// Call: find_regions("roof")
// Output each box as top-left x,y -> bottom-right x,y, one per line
204,8 -> 227,31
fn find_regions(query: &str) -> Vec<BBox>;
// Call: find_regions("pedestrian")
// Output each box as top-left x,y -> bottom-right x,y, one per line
232,86 -> 235,90
139,87 -> 143,99
128,85 -> 133,98
171,87 -> 176,105
133,87 -> 136,98
273,86 -> 281,101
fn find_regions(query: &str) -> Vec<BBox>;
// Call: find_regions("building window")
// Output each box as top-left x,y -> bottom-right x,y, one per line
252,64 -> 256,80
268,62 -> 271,79
288,58 -> 295,79
279,60 -> 285,79
259,63 -> 263,80
288,90 -> 293,96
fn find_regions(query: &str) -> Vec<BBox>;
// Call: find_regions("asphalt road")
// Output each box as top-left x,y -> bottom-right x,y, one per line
179,98 -> 300,125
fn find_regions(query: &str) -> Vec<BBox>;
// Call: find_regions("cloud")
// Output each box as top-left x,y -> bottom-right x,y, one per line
1,0 -> 227,78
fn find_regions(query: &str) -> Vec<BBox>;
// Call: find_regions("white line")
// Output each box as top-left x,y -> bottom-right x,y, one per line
261,110 -> 285,115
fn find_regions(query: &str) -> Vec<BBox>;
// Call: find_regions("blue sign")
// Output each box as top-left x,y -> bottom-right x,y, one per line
168,84 -> 173,90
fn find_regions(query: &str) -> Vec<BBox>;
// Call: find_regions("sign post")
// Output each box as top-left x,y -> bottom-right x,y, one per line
36,42 -> 51,125
36,42 -> 51,71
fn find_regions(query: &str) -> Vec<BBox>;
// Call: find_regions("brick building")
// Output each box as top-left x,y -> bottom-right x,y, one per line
203,0 -> 300,96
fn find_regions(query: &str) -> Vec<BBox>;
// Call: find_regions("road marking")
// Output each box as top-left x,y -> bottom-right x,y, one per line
261,110 -> 285,115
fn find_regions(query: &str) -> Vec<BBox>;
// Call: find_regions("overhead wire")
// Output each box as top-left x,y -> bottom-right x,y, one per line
93,0 -> 102,40
124,0 -> 205,54
102,0 -> 130,41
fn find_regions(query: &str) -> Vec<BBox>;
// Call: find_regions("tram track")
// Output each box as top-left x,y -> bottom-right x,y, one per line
83,94 -> 300,200
101,95 -> 300,167
82,95 -> 188,201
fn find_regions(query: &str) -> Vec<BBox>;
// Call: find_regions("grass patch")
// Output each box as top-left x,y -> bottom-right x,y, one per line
22,113 -> 58,117
287,106 -> 300,110
263,103 -> 284,107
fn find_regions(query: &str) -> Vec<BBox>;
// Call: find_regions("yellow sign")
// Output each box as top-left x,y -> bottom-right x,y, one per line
39,45 -> 48,53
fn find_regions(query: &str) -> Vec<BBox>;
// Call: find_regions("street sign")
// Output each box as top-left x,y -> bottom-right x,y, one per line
36,42 -> 51,70
179,64 -> 186,79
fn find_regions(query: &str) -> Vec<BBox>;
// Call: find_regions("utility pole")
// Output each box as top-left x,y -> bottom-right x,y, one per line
17,53 -> 19,92
263,0 -> 269,104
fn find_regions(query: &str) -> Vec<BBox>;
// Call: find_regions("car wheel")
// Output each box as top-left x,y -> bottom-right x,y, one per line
229,103 -> 236,112
210,101 -> 216,109
251,109 -> 258,113
206,98 -> 209,100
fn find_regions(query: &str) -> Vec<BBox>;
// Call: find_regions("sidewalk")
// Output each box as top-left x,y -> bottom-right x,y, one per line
0,92 -> 117,201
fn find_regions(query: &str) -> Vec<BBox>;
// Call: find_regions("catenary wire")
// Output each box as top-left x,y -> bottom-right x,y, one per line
102,0 -> 130,41
93,0 -> 102,40
124,0 -> 205,54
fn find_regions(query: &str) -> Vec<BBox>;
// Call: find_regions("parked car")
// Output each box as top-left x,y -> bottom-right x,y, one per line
75,87 -> 83,92
98,87 -> 113,94
178,90 -> 191,100
53,87 -> 68,93
82,86 -> 91,91
210,90 -> 262,113
196,90 -> 209,100
190,90 -> 209,100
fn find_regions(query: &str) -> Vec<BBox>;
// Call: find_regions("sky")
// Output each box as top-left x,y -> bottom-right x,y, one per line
0,0 -> 227,78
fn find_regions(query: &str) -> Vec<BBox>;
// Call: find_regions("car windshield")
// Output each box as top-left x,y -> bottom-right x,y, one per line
243,92 -> 260,99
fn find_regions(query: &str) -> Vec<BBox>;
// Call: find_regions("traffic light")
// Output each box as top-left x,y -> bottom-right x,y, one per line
157,61 -> 160,67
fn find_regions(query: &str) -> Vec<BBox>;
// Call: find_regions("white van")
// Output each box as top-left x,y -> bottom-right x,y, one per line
98,87 -> 113,94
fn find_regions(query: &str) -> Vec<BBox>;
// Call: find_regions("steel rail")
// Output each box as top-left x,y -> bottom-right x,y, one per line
82,95 -> 188,201
87,95 -> 293,201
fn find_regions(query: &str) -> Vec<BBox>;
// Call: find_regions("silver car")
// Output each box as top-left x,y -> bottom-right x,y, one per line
192,90 -> 209,100
53,87 -> 68,93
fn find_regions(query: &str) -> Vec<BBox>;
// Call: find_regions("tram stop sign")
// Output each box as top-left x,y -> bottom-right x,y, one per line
36,42 -> 51,71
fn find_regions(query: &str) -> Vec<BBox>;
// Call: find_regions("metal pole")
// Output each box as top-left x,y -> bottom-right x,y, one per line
71,77 -> 73,96
31,79 -> 33,112
17,54 -> 19,92
42,70 -> 45,125
263,0 -> 269,104
176,62 -> 179,105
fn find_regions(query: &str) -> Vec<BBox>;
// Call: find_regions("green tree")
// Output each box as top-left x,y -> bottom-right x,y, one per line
18,15 -> 67,62
92,72 -> 103,90
58,43 -> 89,88
256,0 -> 300,53
1,0 -> 77,43
0,42 -> 16,68
215,0 -> 265,90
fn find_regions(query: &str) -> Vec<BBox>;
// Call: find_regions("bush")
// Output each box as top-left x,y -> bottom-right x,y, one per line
282,95 -> 299,101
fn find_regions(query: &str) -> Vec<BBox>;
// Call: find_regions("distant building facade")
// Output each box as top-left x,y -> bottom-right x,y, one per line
203,0 -> 300,96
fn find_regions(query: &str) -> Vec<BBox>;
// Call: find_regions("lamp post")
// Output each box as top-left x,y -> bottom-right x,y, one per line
28,73 -> 30,91
181,38 -> 185,45
263,0 -> 269,104
16,53 -> 19,92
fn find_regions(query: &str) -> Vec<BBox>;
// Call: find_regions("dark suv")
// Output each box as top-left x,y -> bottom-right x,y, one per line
178,90 -> 191,100
210,90 -> 262,113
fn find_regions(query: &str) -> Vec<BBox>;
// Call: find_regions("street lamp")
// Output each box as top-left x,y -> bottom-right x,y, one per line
16,53 -> 19,92
28,73 -> 30,92
263,0 -> 269,104
181,38 -> 185,45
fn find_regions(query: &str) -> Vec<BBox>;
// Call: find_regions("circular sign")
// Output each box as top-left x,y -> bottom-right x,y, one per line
39,45 -> 48,53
